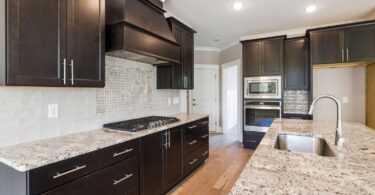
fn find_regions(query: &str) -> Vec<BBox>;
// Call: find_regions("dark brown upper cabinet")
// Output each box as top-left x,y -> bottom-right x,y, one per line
242,36 -> 284,76
157,17 -> 196,90
284,37 -> 310,90
1,0 -> 104,87
310,21 -> 375,65
345,23 -> 375,62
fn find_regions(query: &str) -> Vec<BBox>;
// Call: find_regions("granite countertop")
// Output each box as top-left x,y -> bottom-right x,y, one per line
231,119 -> 375,194
0,113 -> 208,172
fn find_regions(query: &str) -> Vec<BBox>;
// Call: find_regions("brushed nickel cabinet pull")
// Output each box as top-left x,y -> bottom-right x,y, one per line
189,159 -> 198,165
63,58 -> 67,85
113,173 -> 133,185
164,132 -> 168,149
200,134 -> 209,139
52,165 -> 87,179
113,148 -> 133,157
346,49 -> 349,62
201,121 -> 208,125
70,59 -> 74,85
189,140 -> 198,145
202,151 -> 209,156
188,125 -> 198,129
246,140 -> 257,143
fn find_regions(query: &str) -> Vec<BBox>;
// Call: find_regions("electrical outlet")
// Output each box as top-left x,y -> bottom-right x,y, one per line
168,98 -> 172,106
173,97 -> 179,105
48,104 -> 59,119
343,96 -> 349,103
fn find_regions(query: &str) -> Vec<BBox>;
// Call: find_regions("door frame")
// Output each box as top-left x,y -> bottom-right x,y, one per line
191,64 -> 220,133
221,59 -> 242,141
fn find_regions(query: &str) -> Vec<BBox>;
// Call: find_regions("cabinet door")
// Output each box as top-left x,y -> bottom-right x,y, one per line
284,38 -> 310,90
171,24 -> 184,89
163,128 -> 183,192
243,41 -> 262,76
67,0 -> 105,87
183,32 -> 194,89
310,29 -> 345,65
345,24 -> 375,62
7,0 -> 66,86
262,38 -> 284,75
140,133 -> 163,195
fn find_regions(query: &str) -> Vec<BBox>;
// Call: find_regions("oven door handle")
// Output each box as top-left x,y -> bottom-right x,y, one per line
244,106 -> 281,110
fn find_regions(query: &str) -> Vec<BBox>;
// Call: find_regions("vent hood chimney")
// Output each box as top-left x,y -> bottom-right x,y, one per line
105,0 -> 180,65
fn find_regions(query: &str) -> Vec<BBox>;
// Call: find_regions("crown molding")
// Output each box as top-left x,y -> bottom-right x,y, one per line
194,46 -> 221,52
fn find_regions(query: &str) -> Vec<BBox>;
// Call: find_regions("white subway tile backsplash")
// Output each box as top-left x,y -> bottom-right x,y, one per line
0,56 -> 181,147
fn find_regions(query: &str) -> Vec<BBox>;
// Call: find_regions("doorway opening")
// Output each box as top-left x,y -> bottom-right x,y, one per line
222,60 -> 241,141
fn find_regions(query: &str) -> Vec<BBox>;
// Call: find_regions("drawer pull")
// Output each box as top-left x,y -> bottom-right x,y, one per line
113,173 -> 133,185
188,125 -> 198,129
200,134 -> 209,139
113,148 -> 133,157
189,159 -> 198,165
52,165 -> 87,179
201,121 -> 208,125
246,140 -> 257,143
189,140 -> 198,145
202,151 -> 209,156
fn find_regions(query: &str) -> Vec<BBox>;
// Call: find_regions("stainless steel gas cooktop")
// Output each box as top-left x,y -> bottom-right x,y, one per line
103,116 -> 180,132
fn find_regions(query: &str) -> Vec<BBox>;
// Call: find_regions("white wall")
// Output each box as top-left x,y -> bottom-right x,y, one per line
313,67 -> 366,124
0,57 -> 182,147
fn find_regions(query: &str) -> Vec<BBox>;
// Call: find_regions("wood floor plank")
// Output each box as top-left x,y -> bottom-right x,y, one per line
168,132 -> 254,195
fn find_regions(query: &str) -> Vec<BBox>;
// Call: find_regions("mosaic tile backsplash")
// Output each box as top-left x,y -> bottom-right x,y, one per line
283,90 -> 310,114
97,56 -> 180,116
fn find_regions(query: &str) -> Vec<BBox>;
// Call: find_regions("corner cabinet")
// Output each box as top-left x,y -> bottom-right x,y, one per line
310,21 -> 375,65
1,0 -> 105,87
242,36 -> 284,76
284,37 -> 310,90
156,17 -> 196,90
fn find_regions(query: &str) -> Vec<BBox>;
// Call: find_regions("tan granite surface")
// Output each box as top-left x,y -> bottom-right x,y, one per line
231,119 -> 375,195
0,113 -> 208,172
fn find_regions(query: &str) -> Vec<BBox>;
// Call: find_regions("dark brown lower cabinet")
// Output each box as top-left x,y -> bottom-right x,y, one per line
163,128 -> 184,191
0,118 -> 209,195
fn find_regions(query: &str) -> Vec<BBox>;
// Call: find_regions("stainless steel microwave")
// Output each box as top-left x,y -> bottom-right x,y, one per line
244,76 -> 282,99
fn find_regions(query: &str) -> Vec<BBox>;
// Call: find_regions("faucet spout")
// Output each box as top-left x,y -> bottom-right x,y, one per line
308,94 -> 344,146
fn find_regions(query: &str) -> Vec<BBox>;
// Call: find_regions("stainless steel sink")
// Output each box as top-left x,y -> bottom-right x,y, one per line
274,134 -> 336,157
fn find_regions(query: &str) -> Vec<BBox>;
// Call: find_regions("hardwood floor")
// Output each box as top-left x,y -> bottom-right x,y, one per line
168,132 -> 254,195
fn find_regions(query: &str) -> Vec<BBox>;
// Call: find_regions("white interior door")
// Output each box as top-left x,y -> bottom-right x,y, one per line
191,65 -> 219,132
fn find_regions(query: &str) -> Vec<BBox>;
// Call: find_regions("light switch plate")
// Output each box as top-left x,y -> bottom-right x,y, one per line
343,96 -> 349,103
48,104 -> 59,118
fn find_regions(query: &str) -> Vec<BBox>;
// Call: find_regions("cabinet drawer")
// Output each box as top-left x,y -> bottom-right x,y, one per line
243,131 -> 265,149
42,155 -> 139,195
184,118 -> 209,135
185,129 -> 208,155
29,139 -> 139,194
184,144 -> 208,176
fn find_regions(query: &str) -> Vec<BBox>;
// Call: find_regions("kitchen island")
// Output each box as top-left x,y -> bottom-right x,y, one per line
231,119 -> 375,194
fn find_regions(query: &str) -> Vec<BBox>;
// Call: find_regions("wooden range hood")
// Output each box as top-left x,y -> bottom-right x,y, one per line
105,0 -> 180,65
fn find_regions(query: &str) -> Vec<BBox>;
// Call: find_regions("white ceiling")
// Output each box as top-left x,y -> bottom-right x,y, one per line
164,0 -> 375,50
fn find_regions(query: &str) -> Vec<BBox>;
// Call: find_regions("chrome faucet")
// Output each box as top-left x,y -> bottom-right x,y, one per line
308,94 -> 344,146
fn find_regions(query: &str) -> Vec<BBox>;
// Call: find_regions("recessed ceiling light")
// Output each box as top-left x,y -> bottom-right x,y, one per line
232,2 -> 244,10
305,5 -> 317,13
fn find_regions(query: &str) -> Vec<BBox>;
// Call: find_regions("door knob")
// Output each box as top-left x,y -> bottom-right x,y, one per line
193,103 -> 197,106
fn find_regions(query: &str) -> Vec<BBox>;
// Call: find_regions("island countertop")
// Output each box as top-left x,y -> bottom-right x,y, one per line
0,113 -> 208,172
231,119 -> 375,194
